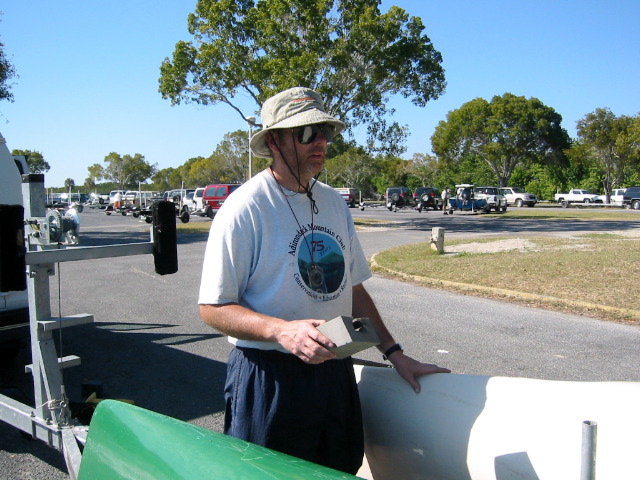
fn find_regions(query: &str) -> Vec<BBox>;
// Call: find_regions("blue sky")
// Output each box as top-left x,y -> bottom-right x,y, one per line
1,0 -> 638,188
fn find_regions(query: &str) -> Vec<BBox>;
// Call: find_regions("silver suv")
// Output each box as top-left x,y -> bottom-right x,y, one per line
499,187 -> 537,207
473,186 -> 507,213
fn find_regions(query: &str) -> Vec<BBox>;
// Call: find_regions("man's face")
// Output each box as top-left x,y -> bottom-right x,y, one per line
270,124 -> 333,178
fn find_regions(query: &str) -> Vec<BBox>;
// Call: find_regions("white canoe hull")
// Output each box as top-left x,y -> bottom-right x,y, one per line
355,366 -> 639,480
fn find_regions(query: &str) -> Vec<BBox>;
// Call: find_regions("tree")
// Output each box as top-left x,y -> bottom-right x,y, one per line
11,149 -> 50,173
64,178 -> 75,190
570,108 -> 640,201
407,152 -> 438,188
431,93 -> 571,186
152,167 -> 179,192
212,130 -> 251,183
86,163 -> 105,184
0,14 -> 17,103
102,152 -> 157,189
367,154 -> 409,195
324,146 -> 374,193
158,0 -> 445,154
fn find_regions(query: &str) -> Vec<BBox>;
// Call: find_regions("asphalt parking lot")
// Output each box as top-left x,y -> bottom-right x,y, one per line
1,205 -> 639,479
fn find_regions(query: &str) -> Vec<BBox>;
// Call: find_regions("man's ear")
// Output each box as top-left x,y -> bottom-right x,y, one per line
265,131 -> 281,157
265,131 -> 277,150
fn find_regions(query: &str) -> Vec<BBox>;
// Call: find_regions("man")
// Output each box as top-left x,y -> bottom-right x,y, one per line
198,87 -> 449,474
442,187 -> 450,214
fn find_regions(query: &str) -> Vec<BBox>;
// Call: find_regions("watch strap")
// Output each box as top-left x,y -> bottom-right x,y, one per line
382,343 -> 403,361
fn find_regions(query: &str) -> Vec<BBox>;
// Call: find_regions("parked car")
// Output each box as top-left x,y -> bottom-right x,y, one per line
187,187 -> 206,215
620,186 -> 640,210
385,187 -> 412,212
413,187 -> 442,212
166,188 -> 195,204
334,187 -> 358,208
608,188 -> 627,206
109,190 -> 126,204
89,192 -> 109,206
202,184 -> 241,218
123,191 -> 160,208
473,186 -> 507,213
182,191 -> 196,209
499,187 -> 538,207
554,189 -> 602,205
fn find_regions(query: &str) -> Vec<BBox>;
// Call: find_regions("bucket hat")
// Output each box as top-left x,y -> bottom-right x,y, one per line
250,87 -> 346,158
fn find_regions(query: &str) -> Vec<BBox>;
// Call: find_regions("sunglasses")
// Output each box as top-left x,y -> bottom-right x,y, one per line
295,124 -> 336,144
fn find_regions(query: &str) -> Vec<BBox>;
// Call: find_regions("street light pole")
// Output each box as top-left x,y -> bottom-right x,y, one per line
245,116 -> 256,180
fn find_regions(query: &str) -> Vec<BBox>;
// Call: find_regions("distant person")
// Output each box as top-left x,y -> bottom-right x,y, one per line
198,87 -> 450,474
441,187 -> 450,214
113,191 -> 122,210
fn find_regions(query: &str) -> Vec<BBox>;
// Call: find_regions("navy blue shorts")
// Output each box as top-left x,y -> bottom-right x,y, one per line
224,347 -> 364,474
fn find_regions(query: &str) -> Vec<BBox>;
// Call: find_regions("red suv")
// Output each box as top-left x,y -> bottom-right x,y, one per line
202,184 -> 241,218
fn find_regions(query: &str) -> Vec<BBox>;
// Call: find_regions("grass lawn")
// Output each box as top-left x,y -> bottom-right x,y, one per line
372,234 -> 640,324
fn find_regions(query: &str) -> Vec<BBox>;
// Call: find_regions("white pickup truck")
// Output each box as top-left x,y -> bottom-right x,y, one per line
554,189 -> 602,206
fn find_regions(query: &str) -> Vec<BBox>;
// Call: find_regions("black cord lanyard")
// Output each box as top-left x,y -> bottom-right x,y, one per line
269,167 -> 318,268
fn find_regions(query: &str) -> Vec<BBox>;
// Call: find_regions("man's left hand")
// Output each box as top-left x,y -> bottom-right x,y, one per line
389,352 -> 451,393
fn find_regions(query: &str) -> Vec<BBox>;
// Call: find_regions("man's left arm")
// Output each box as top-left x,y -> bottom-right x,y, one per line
351,283 -> 450,393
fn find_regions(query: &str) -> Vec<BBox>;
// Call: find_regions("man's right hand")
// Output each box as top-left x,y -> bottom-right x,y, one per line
276,319 -> 336,364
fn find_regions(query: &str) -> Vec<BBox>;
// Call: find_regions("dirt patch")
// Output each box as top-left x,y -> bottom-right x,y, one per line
446,238 -> 538,254
447,228 -> 640,254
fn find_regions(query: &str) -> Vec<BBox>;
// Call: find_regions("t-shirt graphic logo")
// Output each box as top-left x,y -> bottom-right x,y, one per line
297,231 -> 345,295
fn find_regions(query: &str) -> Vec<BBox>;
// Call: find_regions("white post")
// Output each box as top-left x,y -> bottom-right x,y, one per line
430,227 -> 445,253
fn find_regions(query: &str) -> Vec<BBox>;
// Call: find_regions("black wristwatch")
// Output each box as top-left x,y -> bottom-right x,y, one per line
382,343 -> 403,361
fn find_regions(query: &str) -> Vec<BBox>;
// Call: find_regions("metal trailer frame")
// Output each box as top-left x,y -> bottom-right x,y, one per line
0,174 -> 174,479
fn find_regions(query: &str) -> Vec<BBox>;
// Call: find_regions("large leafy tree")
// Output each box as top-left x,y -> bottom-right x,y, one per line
324,145 -> 374,193
11,149 -> 50,173
406,152 -> 438,189
86,163 -> 105,185
101,152 -> 157,189
186,130 -> 253,186
158,0 -> 445,154
431,93 -> 571,186
569,108 -> 640,200
0,14 -> 17,103
212,130 -> 251,183
152,167 -> 181,191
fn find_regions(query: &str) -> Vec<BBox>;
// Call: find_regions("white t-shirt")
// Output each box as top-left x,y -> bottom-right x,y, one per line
198,169 -> 372,350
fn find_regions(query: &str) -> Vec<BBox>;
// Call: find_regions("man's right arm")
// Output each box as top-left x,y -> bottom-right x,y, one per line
199,304 -> 336,364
